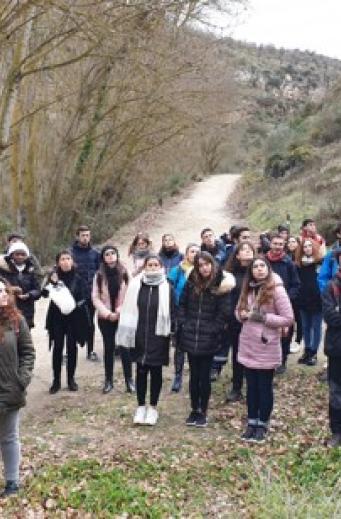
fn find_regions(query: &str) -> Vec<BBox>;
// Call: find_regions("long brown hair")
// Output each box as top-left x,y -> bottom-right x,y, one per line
295,238 -> 323,266
238,257 -> 276,311
225,241 -> 255,272
0,277 -> 22,340
128,233 -> 152,256
191,252 -> 217,294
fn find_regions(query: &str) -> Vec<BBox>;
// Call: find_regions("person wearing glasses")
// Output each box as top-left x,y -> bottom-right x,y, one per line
236,257 -> 293,443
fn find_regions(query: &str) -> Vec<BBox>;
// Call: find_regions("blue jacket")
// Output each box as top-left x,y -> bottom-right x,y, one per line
159,249 -> 184,275
266,254 -> 300,301
71,242 -> 100,299
168,264 -> 188,306
318,242 -> 340,294
201,239 -> 227,267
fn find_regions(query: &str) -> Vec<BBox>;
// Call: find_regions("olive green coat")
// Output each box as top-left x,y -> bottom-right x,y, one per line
0,317 -> 35,412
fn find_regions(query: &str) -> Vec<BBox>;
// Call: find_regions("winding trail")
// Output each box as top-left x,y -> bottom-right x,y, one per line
26,174 -> 241,414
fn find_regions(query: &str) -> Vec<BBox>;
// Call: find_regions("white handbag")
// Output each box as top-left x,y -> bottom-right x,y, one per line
45,281 -> 76,315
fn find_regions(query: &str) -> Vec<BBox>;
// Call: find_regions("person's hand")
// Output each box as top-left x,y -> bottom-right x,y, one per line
17,293 -> 29,300
108,312 -> 118,322
239,309 -> 250,321
50,272 -> 58,284
11,286 -> 23,296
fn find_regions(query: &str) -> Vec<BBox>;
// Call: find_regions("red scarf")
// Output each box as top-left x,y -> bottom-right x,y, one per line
266,250 -> 286,262
300,230 -> 324,246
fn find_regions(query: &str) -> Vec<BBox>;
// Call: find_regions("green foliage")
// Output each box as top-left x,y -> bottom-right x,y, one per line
264,145 -> 313,178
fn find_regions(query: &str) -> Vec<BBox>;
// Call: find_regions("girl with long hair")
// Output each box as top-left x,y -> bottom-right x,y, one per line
128,233 -> 153,277
44,250 -> 90,394
225,241 -> 255,402
117,254 -> 174,426
92,245 -> 134,393
0,277 -> 35,496
236,257 -> 293,442
178,252 -> 235,428
295,239 -> 323,366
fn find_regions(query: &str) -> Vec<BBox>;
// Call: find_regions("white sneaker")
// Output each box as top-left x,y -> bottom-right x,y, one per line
144,407 -> 159,426
290,343 -> 301,354
133,406 -> 146,425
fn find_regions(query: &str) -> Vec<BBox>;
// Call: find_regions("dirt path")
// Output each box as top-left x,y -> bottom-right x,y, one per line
25,174 -> 241,415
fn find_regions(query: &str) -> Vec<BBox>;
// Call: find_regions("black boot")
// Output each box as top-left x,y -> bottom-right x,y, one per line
49,379 -> 61,394
68,378 -> 78,391
172,348 -> 184,392
103,379 -> 113,394
1,480 -> 19,497
125,378 -> 136,393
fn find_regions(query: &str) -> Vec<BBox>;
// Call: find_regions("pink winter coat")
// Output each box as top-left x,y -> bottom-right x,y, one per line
236,274 -> 294,370
92,273 -> 127,320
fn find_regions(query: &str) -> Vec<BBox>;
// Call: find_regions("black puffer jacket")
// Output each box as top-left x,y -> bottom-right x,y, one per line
322,274 -> 341,357
297,263 -> 321,313
132,281 -> 175,366
44,269 -> 90,348
178,270 -> 235,356
228,265 -> 248,332
0,317 -> 35,412
0,255 -> 41,328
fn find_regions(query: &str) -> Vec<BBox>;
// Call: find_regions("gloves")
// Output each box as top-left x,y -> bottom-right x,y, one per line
248,309 -> 266,323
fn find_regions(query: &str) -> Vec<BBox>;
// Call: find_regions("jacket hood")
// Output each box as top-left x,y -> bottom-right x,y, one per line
215,271 -> 236,294
0,255 -> 11,273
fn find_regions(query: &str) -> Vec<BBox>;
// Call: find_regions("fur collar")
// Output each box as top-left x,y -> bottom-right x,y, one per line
214,271 -> 236,294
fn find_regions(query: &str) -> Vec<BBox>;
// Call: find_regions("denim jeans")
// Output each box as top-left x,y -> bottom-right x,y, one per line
244,367 -> 274,425
300,310 -> 322,355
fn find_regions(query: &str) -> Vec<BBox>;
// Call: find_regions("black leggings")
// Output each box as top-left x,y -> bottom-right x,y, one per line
136,364 -> 163,407
98,319 -> 132,382
244,367 -> 274,425
187,353 -> 213,414
52,317 -> 77,382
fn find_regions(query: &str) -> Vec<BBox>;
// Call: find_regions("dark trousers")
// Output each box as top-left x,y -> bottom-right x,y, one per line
230,328 -> 244,391
52,319 -> 77,382
136,364 -> 163,406
211,329 -> 229,373
281,326 -> 294,365
293,303 -> 302,344
187,353 -> 213,414
300,310 -> 322,355
244,367 -> 274,425
174,347 -> 185,376
328,357 -> 341,434
86,300 -> 96,356
98,319 -> 132,382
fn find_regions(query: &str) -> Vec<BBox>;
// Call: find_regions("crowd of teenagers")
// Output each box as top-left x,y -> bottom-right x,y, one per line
0,219 -> 341,496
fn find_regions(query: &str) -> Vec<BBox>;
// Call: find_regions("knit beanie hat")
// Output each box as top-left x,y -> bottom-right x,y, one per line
6,242 -> 30,257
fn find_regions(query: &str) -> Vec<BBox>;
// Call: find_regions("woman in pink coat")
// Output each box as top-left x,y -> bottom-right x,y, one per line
236,257 -> 293,443
92,245 -> 135,394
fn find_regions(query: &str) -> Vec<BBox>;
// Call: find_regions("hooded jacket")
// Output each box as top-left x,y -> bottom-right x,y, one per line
0,255 -> 41,328
322,273 -> 341,357
236,273 -> 294,370
0,317 -> 35,412
318,241 -> 340,294
178,270 -> 235,356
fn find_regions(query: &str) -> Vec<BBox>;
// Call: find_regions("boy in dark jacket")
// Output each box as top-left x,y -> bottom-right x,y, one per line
71,225 -> 100,360
322,247 -> 341,447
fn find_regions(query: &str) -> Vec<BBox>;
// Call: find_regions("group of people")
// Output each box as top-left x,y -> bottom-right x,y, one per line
0,218 -> 341,495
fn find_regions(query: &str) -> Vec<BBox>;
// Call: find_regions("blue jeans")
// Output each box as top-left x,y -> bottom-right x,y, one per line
300,310 -> 322,355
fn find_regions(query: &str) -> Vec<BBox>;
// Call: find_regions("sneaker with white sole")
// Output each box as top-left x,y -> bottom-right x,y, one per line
144,407 -> 159,426
133,406 -> 146,425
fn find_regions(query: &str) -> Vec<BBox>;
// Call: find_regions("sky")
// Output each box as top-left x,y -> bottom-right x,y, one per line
212,0 -> 341,60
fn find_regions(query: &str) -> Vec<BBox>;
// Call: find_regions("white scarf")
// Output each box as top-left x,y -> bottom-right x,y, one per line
116,272 -> 171,349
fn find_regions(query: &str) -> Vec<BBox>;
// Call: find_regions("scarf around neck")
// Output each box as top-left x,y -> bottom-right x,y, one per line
116,272 -> 171,349
142,270 -> 165,286
266,250 -> 286,262
301,255 -> 314,266
180,259 -> 193,277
